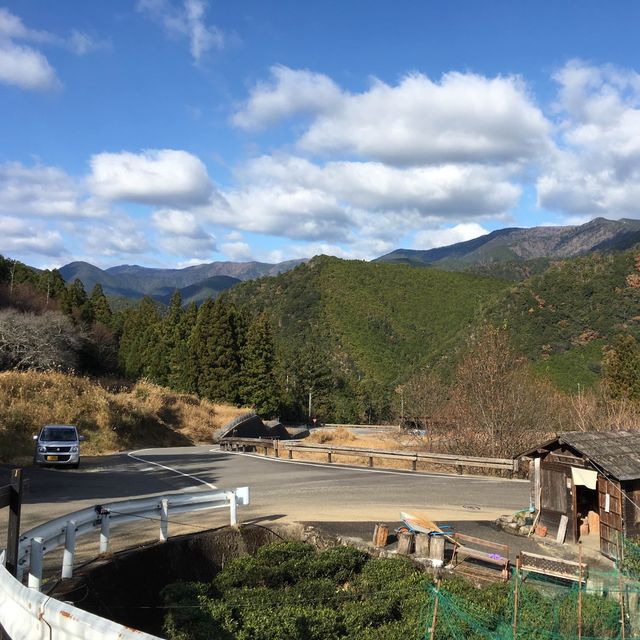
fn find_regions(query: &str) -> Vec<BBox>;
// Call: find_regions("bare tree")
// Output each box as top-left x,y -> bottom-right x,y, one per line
396,370 -> 449,449
0,309 -> 82,371
445,324 -> 563,458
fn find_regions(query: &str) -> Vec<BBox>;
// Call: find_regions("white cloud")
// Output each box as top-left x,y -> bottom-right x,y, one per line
0,216 -> 66,256
302,72 -> 549,165
67,30 -> 109,56
261,237 -> 395,263
413,223 -> 489,250
88,149 -> 214,206
537,60 -> 640,218
83,218 -> 150,257
222,67 -> 546,250
233,65 -> 343,130
152,209 -> 202,236
0,8 -> 106,91
0,8 -> 54,43
158,233 -> 216,259
137,0 -> 225,63
241,155 -> 520,216
0,162 -> 84,217
0,41 -> 59,91
152,208 -> 217,259
225,230 -> 244,242
204,154 -> 518,244
220,241 -> 252,261
219,183 -> 351,241
234,67 -> 550,167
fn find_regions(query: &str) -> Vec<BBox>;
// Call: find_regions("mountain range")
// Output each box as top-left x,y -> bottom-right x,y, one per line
376,217 -> 640,270
58,217 -> 640,304
59,259 -> 306,304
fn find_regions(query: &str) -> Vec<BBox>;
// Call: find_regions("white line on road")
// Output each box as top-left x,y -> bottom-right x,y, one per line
210,448 -> 526,483
128,449 -> 218,489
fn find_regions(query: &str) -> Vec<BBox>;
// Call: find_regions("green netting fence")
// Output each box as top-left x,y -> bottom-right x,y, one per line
419,537 -> 640,640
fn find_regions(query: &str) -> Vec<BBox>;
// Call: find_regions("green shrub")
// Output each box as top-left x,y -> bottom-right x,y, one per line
556,591 -> 620,638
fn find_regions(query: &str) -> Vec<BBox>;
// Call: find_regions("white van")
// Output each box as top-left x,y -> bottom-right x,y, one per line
33,424 -> 84,468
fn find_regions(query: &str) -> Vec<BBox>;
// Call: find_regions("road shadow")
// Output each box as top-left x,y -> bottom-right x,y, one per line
0,451 -> 233,505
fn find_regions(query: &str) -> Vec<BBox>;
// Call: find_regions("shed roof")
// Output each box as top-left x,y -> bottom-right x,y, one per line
522,430 -> 640,482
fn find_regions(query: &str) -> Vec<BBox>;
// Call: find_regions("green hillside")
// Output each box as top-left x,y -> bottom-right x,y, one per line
487,249 -> 640,391
223,256 -> 508,389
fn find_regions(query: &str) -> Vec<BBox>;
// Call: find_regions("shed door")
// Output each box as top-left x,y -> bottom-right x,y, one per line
598,477 -> 623,559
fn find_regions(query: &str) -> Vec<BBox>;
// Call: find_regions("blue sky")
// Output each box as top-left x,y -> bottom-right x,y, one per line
2,1 -> 640,269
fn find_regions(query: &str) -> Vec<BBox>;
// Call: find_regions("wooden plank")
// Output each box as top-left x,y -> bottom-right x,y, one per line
557,514 -> 569,543
456,546 -> 507,565
454,533 -> 509,555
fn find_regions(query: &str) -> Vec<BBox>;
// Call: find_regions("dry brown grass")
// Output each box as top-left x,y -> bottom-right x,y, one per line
300,428 -> 426,470
0,371 -> 248,462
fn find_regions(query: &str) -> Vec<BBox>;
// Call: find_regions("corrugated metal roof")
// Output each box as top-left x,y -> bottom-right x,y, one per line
557,431 -> 640,481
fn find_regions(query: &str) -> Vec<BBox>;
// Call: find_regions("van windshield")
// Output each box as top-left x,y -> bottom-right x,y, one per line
41,427 -> 77,442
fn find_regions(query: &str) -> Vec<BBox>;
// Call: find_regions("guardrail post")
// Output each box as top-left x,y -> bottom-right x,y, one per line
327,452 -> 332,463
100,511 -> 110,553
368,456 -> 373,468
411,458 -> 417,472
288,448 -> 293,459
160,498 -> 169,542
27,537 -> 44,590
62,520 -> 77,579
229,491 -> 237,526
5,468 -> 23,578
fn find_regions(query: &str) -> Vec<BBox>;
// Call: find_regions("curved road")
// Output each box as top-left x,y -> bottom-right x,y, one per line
1,446 -> 529,538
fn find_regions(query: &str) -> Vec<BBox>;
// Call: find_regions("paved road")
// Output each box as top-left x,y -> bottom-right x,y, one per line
1,445 -> 530,536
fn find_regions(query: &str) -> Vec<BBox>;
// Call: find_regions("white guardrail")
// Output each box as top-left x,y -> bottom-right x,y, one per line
0,486 -> 249,640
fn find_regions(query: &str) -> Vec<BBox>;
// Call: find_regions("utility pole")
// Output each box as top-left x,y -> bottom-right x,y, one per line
308,390 -> 312,422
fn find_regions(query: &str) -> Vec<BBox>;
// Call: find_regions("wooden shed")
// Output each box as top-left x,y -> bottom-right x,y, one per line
521,431 -> 640,559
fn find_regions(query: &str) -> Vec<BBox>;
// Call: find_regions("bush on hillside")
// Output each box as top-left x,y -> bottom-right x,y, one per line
0,309 -> 82,371
0,371 -> 247,461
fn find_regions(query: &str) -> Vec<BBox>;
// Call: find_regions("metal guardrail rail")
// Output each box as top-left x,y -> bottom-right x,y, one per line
0,486 -> 249,640
220,438 -> 519,475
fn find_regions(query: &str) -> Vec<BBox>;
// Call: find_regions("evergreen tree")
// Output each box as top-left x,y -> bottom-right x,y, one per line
190,298 -> 240,403
89,283 -> 112,325
240,314 -> 279,417
289,343 -> 334,421
603,334 -> 640,400
169,301 -> 198,392
37,269 -> 67,308
145,290 -> 183,386
61,278 -> 94,323
63,278 -> 88,312
118,296 -> 161,378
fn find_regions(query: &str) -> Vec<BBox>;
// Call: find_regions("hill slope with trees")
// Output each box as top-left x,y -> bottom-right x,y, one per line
486,249 -> 640,391
221,256 -> 508,419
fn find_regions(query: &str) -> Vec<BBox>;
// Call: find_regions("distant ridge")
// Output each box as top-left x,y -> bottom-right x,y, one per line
59,258 -> 306,304
376,217 -> 640,269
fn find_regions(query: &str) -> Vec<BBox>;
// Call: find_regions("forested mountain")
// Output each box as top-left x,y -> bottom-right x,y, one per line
486,249 -> 640,391
376,217 -> 640,272
3,241 -> 640,427
59,259 -> 305,304
221,256 -> 508,418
